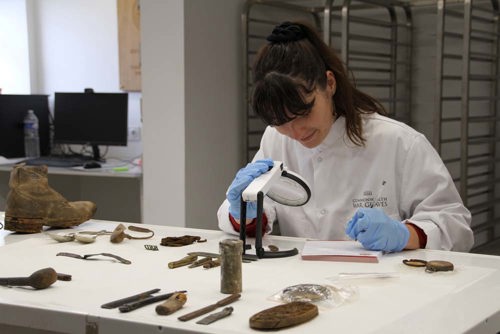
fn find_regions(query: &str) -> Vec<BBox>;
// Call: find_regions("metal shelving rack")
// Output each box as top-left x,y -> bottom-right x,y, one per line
436,0 -> 500,248
242,0 -> 413,164
242,0 -> 324,164
335,0 -> 413,123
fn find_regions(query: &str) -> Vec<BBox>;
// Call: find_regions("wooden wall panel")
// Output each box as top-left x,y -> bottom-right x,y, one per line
117,0 -> 141,91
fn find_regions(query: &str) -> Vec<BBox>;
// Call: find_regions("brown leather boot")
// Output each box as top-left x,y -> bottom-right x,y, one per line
4,164 -> 97,233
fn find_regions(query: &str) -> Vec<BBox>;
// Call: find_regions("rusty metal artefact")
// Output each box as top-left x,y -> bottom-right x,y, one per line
118,290 -> 187,313
101,288 -> 161,309
168,255 -> 198,269
203,259 -> 221,269
425,260 -> 454,273
177,293 -> 240,322
220,239 -> 243,294
402,259 -> 428,267
110,224 -> 154,243
249,301 -> 318,330
188,257 -> 212,268
160,235 -> 207,247
196,306 -> 234,325
56,252 -> 131,265
403,259 -> 454,273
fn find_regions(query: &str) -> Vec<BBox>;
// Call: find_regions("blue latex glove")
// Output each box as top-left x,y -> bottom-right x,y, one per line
227,159 -> 274,219
345,208 -> 409,252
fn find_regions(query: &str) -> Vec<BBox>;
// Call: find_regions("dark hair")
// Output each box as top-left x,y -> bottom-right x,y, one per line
252,21 -> 387,146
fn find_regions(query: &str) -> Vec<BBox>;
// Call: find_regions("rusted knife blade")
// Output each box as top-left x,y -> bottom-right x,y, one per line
119,290 -> 187,313
196,306 -> 234,325
101,288 -> 161,309
177,293 -> 240,322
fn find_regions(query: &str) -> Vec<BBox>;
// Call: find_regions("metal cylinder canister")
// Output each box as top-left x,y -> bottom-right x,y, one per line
220,239 -> 243,294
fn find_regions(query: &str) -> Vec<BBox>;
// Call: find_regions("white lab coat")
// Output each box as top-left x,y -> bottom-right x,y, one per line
218,113 -> 474,252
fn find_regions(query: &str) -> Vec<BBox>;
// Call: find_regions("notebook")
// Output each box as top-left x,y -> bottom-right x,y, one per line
301,240 -> 383,263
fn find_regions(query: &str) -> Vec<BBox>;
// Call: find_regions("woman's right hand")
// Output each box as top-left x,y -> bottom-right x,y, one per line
226,159 -> 274,219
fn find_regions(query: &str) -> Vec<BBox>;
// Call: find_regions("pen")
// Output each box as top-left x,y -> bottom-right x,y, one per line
371,180 -> 386,208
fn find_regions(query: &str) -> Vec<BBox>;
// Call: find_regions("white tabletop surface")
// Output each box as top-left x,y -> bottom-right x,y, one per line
0,213 -> 499,334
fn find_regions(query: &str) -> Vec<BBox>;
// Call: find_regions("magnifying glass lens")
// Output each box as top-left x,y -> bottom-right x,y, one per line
267,170 -> 311,206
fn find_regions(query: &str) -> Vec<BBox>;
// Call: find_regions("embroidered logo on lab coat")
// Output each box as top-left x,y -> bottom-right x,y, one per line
352,191 -> 388,208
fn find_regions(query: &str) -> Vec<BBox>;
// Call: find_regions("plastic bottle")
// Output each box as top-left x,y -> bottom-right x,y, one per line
24,109 -> 40,158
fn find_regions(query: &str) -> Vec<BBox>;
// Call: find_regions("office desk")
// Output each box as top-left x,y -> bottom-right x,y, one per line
0,162 -> 142,223
0,214 -> 499,334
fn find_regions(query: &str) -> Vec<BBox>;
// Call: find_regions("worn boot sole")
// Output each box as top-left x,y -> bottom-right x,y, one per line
4,216 -> 45,233
4,216 -> 89,233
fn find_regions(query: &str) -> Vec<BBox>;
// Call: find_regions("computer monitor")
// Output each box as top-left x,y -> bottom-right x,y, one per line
0,95 -> 51,158
53,91 -> 128,161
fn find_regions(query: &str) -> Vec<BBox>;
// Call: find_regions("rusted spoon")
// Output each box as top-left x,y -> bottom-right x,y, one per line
0,267 -> 58,290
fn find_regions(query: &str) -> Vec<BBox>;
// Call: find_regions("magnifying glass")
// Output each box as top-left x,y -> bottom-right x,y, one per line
240,161 -> 311,258
267,169 -> 311,206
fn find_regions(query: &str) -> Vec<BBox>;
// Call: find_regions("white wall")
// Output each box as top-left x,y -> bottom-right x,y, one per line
0,0 -> 31,93
2,0 -> 143,161
141,0 -> 186,227
184,0 -> 245,229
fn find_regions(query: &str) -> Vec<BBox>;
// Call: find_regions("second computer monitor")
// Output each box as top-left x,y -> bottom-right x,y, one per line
54,92 -> 128,160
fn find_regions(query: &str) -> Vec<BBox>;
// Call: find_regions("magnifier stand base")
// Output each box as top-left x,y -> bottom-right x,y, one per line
256,247 -> 299,259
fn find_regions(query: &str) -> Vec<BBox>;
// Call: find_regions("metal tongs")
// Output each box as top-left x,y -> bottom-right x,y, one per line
56,252 -> 132,265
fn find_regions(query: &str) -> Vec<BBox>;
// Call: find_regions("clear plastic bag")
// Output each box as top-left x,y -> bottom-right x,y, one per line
327,272 -> 400,281
269,283 -> 358,309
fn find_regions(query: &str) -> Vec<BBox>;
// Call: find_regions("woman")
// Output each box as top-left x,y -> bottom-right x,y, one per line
217,21 -> 473,252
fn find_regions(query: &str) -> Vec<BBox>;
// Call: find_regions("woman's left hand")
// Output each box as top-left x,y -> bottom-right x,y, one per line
345,208 -> 410,252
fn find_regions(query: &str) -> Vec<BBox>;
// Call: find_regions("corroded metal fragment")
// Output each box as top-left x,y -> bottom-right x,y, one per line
161,235 -> 207,247
268,245 -> 279,252
220,239 -> 243,294
168,255 -> 197,269
203,259 -> 221,269
402,259 -> 428,267
196,306 -> 234,324
249,301 -> 318,330
403,258 -> 454,273
188,257 -> 212,268
111,224 -> 155,243
177,294 -> 240,322
425,260 -> 454,273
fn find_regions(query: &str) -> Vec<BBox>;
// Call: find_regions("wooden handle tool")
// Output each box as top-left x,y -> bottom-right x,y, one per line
0,267 -> 57,290
177,293 -> 240,322
119,290 -> 186,313
155,292 -> 187,315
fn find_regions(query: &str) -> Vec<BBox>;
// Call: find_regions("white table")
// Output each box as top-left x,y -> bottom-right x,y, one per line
0,214 -> 499,334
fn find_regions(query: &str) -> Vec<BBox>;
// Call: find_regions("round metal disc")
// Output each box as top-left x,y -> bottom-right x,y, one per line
402,259 -> 428,267
425,260 -> 454,273
266,170 -> 311,206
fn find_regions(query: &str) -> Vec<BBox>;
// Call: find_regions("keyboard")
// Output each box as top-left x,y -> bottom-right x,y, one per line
23,155 -> 94,167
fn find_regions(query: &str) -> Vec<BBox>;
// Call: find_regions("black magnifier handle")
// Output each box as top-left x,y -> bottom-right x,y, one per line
255,191 -> 265,258
240,197 -> 250,253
